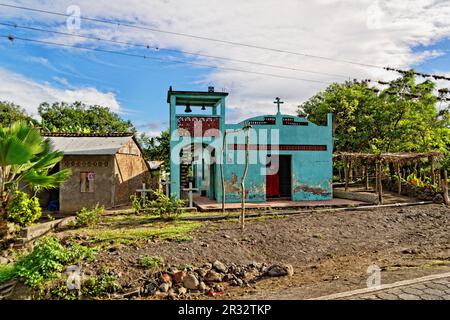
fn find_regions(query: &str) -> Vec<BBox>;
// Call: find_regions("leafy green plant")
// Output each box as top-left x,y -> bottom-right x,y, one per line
0,122 -> 71,239
130,194 -> 144,214
6,191 -> 42,227
139,255 -> 164,271
148,190 -> 185,220
75,204 -> 104,227
46,271 -> 121,300
13,237 -> 95,287
0,264 -> 15,284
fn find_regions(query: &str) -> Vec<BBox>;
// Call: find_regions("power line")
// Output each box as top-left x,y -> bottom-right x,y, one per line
0,21 -> 350,79
1,34 -> 333,84
0,2 -> 385,70
384,67 -> 450,82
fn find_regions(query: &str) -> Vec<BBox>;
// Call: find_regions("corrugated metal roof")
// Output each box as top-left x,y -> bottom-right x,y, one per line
47,136 -> 133,155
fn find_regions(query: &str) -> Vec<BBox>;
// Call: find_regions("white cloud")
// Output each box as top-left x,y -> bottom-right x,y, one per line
3,0 -> 450,121
0,67 -> 121,116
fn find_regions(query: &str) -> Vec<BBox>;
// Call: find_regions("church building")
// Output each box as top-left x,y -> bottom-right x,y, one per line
168,87 -> 333,204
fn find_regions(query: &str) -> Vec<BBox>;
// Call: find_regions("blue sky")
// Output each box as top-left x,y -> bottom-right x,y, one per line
1,0 -> 450,136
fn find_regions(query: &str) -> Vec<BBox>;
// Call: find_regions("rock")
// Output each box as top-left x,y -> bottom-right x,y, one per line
223,273 -> 234,282
433,194 -> 444,204
145,281 -> 159,295
160,273 -> 172,284
194,267 -> 207,278
223,234 -> 231,239
159,282 -> 170,293
202,263 -> 213,270
250,261 -> 263,270
213,284 -> 225,292
173,271 -> 187,283
198,281 -> 208,291
183,273 -> 199,290
204,270 -> 223,283
201,243 -> 209,248
178,287 -> 187,295
266,264 -> 294,277
213,260 -> 227,273
0,257 -> 8,265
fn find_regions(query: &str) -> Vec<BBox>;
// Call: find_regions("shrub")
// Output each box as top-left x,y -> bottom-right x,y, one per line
0,264 -> 15,284
47,271 -> 121,300
139,255 -> 164,271
148,190 -> 185,220
75,204 -> 104,227
6,191 -> 42,227
14,237 -> 95,288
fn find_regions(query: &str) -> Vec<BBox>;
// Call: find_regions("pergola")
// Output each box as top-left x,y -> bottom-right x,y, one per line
333,151 -> 443,204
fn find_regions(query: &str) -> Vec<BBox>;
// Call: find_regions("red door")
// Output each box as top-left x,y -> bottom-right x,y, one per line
266,171 -> 280,198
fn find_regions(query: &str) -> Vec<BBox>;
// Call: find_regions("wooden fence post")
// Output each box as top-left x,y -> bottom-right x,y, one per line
376,159 -> 383,205
396,162 -> 402,195
344,157 -> 349,192
442,170 -> 449,206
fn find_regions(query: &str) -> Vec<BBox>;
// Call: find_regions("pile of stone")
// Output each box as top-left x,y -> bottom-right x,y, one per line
383,179 -> 443,203
140,260 -> 294,299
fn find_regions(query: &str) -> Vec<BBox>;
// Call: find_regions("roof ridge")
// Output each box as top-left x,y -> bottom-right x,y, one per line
42,132 -> 134,138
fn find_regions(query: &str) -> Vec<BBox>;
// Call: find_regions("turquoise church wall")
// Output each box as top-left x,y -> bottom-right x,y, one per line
168,88 -> 333,203
220,113 -> 333,203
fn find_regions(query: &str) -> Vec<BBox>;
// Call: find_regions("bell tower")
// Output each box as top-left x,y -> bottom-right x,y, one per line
167,87 -> 229,199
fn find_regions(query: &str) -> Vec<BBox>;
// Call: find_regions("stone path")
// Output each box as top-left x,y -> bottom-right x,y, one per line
349,277 -> 450,300
313,272 -> 450,300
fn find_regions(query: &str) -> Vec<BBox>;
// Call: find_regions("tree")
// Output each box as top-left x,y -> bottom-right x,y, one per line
0,101 -> 37,127
138,129 -> 170,167
300,72 -> 450,155
0,122 -> 71,238
38,102 -> 136,134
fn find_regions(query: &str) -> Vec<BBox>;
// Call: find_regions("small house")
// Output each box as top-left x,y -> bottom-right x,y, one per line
42,133 -> 151,213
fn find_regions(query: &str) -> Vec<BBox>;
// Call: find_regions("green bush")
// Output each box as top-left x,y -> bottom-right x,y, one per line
47,271 -> 121,300
75,204 -> 104,227
14,237 -> 95,288
148,190 -> 185,220
6,191 -> 42,227
139,255 -> 164,271
0,264 -> 16,284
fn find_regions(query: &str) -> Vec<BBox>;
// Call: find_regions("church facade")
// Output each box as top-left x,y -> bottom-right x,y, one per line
168,87 -> 333,203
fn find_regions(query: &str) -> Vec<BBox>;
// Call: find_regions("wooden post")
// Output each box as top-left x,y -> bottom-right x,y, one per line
376,159 -> 383,205
220,130 -> 227,214
240,125 -> 251,231
396,162 -> 402,195
348,160 -> 353,183
344,158 -> 349,192
442,170 -> 450,205
430,156 -> 435,185
365,164 -> 370,190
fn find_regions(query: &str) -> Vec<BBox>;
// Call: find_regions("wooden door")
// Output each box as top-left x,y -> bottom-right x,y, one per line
266,156 -> 280,198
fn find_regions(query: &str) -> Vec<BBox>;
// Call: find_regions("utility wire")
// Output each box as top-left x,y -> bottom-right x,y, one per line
0,21 -> 350,79
4,3 -> 448,81
0,3 -> 385,70
1,34 -> 333,84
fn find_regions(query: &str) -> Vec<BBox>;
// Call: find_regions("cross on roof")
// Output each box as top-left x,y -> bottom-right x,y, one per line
274,97 -> 284,114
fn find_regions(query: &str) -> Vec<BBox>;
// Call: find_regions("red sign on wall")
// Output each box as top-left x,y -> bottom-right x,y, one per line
177,116 -> 220,137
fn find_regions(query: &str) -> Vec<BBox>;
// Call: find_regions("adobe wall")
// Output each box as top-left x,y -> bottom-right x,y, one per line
59,155 -> 115,213
114,140 -> 151,205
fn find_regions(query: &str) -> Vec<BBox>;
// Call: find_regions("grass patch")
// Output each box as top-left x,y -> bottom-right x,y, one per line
422,260 -> 450,268
66,220 -> 200,244
139,255 -> 164,271
0,264 -> 16,284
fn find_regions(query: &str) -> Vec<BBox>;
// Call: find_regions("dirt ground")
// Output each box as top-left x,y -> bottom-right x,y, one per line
52,203 -> 450,300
